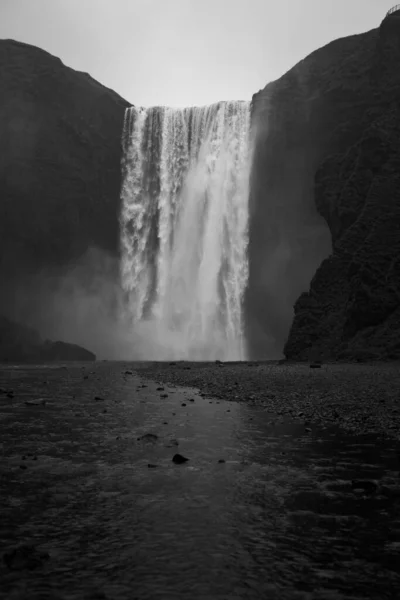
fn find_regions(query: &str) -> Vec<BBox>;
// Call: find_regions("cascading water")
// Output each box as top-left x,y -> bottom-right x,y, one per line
120,101 -> 252,361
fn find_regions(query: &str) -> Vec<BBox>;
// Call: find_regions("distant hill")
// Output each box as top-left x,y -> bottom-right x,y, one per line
0,316 -> 96,362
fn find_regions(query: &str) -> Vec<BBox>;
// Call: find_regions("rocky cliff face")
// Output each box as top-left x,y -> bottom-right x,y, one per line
248,14 -> 400,361
0,40 -> 129,356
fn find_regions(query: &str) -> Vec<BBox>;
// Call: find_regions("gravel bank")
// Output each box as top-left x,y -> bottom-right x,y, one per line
134,361 -> 400,441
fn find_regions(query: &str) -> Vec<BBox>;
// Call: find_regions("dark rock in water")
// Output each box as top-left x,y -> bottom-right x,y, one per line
84,591 -> 109,600
172,453 -> 189,464
351,480 -> 378,494
3,544 -> 50,570
25,399 -> 46,406
0,316 -> 96,363
165,438 -> 179,448
137,433 -> 158,443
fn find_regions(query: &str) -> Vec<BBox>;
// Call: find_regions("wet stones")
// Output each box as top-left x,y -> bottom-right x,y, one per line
172,453 -> 189,464
165,438 -> 179,447
25,399 -> 46,406
351,480 -> 378,495
137,433 -> 158,443
3,545 -> 50,570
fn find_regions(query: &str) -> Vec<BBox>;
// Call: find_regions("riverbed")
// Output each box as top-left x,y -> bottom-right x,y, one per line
1,362 -> 399,599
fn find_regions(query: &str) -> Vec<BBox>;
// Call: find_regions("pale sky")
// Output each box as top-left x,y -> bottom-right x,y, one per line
0,0 -> 391,107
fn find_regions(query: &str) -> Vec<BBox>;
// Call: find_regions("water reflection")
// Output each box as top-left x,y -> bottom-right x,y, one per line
0,364 -> 399,599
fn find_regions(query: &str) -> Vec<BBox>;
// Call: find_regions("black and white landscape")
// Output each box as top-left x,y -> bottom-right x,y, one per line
0,2 -> 399,599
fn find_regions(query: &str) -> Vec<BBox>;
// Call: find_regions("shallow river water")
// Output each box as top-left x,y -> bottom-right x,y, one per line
0,363 -> 399,599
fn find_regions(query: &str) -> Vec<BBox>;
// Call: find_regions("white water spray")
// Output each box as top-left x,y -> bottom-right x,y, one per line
120,101 -> 252,360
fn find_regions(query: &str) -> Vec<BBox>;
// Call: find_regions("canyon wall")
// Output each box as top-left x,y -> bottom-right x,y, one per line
0,40 -> 129,356
249,15 -> 400,361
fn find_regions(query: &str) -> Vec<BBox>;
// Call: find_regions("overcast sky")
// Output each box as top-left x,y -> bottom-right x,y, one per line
0,0 -> 391,107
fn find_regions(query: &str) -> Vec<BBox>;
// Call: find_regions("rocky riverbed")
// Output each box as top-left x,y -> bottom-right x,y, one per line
0,361 -> 399,600
137,361 -> 400,440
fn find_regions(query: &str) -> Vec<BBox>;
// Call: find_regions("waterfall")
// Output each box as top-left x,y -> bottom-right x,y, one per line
120,101 -> 252,361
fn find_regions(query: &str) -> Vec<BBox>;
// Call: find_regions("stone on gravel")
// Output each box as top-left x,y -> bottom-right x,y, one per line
172,453 -> 189,464
165,439 -> 179,447
25,399 -> 46,406
137,433 -> 158,443
351,480 -> 378,494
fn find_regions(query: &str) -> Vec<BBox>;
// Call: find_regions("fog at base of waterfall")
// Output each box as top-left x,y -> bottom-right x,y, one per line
120,101 -> 252,361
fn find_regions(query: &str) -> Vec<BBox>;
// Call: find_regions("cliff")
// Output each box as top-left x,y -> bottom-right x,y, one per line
248,13 -> 400,361
0,39 -> 129,326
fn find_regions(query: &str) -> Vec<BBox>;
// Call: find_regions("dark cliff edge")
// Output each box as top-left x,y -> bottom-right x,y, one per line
249,14 -> 400,361
0,316 -> 96,363
0,39 -> 130,359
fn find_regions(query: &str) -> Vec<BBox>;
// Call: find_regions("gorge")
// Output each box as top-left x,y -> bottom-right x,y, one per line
1,9 -> 400,362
